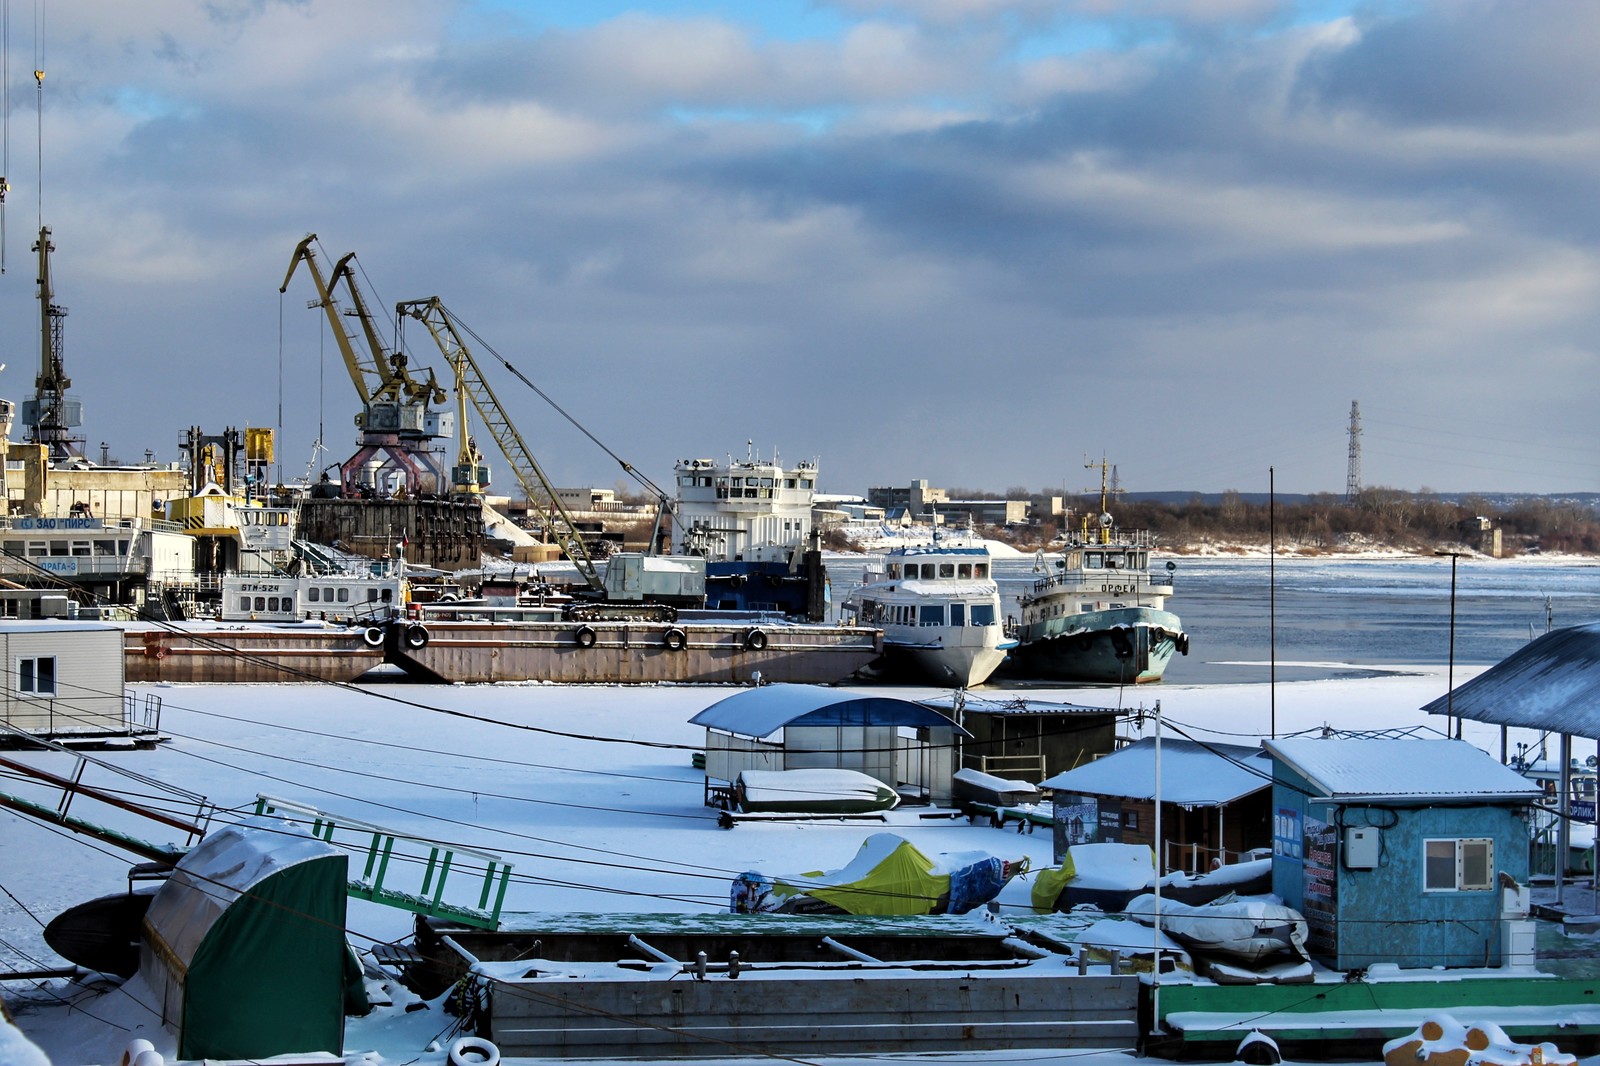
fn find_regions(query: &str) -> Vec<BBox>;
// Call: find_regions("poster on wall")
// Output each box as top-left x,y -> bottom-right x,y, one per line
1302,816 -> 1338,956
1274,807 -> 1302,860
1097,799 -> 1123,844
1059,798 -> 1098,845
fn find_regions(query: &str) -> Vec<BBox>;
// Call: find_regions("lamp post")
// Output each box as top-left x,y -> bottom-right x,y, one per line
1434,550 -> 1460,739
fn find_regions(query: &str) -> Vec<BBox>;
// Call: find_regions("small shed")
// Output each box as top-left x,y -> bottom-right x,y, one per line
926,693 -> 1120,785
1040,738 -> 1272,873
690,685 -> 970,806
0,620 -> 127,738
139,816 -> 357,1059
1264,737 -> 1540,971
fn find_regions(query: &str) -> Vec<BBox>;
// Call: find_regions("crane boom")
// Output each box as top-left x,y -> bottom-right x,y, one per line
279,235 -> 378,405
396,296 -> 603,590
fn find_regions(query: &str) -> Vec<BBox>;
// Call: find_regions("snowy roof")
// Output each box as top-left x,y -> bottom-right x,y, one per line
1039,738 -> 1271,806
0,620 -> 120,634
1263,737 -> 1543,804
919,694 -> 1121,718
887,545 -> 991,558
690,685 -> 970,740
1421,622 -> 1600,735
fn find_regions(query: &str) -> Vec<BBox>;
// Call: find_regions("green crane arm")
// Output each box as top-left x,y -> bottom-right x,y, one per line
280,235 -> 379,405
397,297 -> 603,590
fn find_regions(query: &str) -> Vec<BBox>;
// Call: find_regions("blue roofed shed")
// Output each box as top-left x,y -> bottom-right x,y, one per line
690,685 -> 969,806
1264,737 -> 1540,971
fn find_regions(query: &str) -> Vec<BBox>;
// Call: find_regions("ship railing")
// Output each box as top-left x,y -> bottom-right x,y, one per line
1028,573 -> 1174,595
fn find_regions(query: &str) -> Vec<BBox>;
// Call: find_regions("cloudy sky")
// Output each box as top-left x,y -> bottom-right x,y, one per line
0,0 -> 1595,498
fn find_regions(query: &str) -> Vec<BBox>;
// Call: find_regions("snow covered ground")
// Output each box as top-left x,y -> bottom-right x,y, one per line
2,660 -> 1587,1065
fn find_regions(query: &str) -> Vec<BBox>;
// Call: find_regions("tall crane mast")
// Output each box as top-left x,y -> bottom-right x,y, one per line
22,226 -> 83,460
281,235 -> 450,496
396,296 -> 603,590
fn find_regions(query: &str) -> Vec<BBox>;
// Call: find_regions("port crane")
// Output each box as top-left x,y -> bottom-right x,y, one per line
280,235 -> 451,496
396,296 -> 606,592
22,226 -> 84,459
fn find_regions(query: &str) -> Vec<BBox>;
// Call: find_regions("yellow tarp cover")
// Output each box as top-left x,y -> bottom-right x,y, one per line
1030,850 -> 1076,913
792,837 -> 951,916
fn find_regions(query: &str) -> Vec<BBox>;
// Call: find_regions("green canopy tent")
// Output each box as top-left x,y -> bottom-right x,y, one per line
139,816 -> 362,1059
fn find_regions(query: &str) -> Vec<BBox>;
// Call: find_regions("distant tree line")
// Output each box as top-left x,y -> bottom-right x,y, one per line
984,488 -> 1600,555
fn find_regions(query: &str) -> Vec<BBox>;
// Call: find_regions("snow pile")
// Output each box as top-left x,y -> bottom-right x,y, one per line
1382,1015 -> 1575,1066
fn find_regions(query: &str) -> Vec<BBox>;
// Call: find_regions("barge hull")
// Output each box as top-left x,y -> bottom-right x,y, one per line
389,621 -> 882,685
125,627 -> 385,683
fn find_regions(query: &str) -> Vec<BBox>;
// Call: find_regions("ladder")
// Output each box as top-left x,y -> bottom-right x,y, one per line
254,794 -> 513,930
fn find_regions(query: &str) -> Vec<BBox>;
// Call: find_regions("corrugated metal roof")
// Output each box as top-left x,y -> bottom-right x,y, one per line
1263,737 -> 1542,803
690,684 -> 969,740
1421,621 -> 1600,735
1039,738 -> 1271,806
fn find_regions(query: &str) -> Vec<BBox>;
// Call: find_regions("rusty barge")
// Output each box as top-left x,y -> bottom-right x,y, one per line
124,618 -> 881,685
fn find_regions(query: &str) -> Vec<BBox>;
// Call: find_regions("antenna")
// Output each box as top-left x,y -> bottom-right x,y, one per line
1345,400 -> 1362,501
1,0 -> 10,272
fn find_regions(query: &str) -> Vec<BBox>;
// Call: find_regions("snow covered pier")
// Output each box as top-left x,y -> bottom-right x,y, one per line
410,912 -> 1141,1058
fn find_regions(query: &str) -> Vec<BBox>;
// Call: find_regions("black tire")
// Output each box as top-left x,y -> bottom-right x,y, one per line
405,624 -> 429,649
743,628 -> 767,651
362,626 -> 385,648
664,627 -> 687,651
574,625 -> 597,649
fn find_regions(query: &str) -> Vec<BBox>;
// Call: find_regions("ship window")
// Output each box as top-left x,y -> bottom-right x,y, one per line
974,563 -> 988,579
368,588 -> 380,602
70,541 -> 91,556
239,597 -> 251,613
1085,553 -> 1103,569
887,564 -> 900,579
958,563 -> 972,578
921,564 -> 936,579
939,563 -> 955,578
761,478 -> 774,488
971,603 -> 996,626
337,589 -> 350,603
18,656 -> 55,696
267,597 -> 281,612
25,542 -> 46,557
308,588 -> 321,602
785,479 -> 796,489
1134,553 -> 1147,568
255,597 -> 266,611
93,539 -> 117,556
48,541 -> 68,556
919,604 -> 945,626
950,602 -> 965,627
1106,553 -> 1124,569
800,479 -> 812,489
381,589 -> 394,603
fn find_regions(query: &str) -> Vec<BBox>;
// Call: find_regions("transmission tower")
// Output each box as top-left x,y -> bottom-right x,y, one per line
1345,400 -> 1362,501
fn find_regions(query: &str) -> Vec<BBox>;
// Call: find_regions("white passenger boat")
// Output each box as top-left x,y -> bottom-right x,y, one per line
840,541 -> 1014,686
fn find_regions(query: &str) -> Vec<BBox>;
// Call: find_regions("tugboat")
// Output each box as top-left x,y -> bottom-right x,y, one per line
1009,460 -> 1188,684
840,535 -> 1014,686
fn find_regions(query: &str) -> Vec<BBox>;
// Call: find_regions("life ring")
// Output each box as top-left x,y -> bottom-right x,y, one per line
574,625 -> 597,649
729,574 -> 745,588
361,626 -> 385,648
743,628 -> 767,651
664,627 -> 687,651
404,624 -> 429,649
448,1036 -> 501,1066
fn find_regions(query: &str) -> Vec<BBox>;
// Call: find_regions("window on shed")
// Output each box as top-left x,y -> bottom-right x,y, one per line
18,656 -> 56,696
1424,837 -> 1493,891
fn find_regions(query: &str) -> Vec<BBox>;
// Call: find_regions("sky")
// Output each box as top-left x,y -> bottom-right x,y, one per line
0,0 -> 1596,498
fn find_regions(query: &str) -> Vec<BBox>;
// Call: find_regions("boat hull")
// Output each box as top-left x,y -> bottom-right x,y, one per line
879,640 -> 1011,687
124,624 -> 386,683
1008,606 -> 1184,684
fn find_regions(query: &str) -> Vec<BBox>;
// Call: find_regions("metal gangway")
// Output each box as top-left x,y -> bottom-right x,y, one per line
253,794 -> 513,931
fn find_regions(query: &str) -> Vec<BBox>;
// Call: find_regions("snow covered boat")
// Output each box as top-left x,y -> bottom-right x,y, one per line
1009,459 -> 1187,684
730,832 -> 1027,916
733,768 -> 900,814
1121,892 -> 1310,965
839,539 -> 1015,686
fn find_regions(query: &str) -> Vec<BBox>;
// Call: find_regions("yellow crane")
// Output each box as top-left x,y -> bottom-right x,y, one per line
281,236 -> 449,495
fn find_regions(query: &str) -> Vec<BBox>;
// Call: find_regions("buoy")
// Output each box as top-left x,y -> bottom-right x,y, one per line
448,1036 -> 501,1066
405,624 -> 429,649
574,625 -> 597,648
361,626 -> 385,647
742,628 -> 767,651
664,627 -> 687,651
